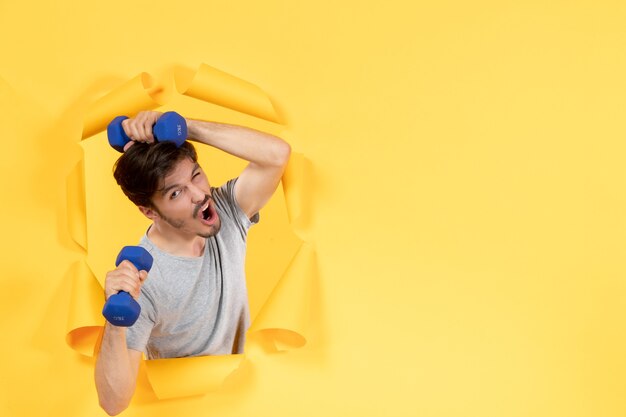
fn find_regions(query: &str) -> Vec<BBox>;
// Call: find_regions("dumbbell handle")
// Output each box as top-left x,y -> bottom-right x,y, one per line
107,111 -> 188,152
102,246 -> 153,327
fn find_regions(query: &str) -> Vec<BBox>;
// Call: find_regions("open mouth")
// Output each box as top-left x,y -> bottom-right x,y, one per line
198,199 -> 218,225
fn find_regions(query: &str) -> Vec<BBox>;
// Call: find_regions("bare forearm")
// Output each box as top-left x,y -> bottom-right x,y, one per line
186,119 -> 290,167
94,324 -> 137,415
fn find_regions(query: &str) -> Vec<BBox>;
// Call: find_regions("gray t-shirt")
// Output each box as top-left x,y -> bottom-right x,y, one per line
126,178 -> 258,359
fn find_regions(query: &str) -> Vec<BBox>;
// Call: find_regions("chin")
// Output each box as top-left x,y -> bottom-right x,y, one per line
199,220 -> 221,238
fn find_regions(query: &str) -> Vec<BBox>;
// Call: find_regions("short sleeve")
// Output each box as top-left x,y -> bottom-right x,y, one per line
212,178 -> 259,239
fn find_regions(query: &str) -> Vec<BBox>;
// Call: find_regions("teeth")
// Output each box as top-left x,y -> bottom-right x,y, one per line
198,202 -> 210,219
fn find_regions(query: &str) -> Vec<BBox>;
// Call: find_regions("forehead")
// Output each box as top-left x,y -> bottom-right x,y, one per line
159,158 -> 202,189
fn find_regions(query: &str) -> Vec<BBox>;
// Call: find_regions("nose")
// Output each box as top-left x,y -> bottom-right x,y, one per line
189,183 -> 206,204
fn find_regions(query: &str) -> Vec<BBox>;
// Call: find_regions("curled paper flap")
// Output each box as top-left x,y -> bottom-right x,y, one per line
281,152 -> 313,232
245,184 -> 303,321
249,243 -> 316,350
66,160 -> 87,250
145,354 -> 245,399
65,260 -> 105,357
175,64 -> 280,123
82,73 -> 164,139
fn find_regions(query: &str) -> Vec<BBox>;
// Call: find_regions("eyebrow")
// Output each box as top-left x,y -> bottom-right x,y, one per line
160,163 -> 201,196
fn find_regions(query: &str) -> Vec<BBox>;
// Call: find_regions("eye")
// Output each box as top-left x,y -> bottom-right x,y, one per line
170,190 -> 182,199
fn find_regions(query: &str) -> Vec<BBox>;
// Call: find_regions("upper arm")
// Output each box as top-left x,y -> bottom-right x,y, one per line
234,146 -> 291,218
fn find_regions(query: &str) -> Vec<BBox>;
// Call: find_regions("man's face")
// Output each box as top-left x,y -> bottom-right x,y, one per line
148,157 -> 221,238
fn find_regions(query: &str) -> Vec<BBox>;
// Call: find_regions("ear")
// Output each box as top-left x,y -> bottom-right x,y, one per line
138,205 -> 159,220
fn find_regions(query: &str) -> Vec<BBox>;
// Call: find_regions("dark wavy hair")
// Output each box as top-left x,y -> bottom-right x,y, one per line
113,141 -> 198,208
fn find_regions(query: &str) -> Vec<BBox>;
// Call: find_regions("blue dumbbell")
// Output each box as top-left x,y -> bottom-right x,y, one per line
102,246 -> 153,327
107,111 -> 188,152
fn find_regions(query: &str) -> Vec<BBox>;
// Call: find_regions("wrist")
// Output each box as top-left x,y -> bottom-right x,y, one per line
185,119 -> 202,138
185,119 -> 219,146
104,321 -> 127,336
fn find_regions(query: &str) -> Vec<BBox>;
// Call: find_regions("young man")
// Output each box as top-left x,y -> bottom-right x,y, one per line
94,111 -> 291,415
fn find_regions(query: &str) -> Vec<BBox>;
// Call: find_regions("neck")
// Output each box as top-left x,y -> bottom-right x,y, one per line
147,221 -> 206,257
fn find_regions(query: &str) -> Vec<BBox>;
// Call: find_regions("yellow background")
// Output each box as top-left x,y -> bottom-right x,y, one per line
1,1 -> 625,416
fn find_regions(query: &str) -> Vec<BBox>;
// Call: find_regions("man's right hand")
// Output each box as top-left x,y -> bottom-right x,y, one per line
121,111 -> 164,151
104,260 -> 148,300
96,264 -> 145,415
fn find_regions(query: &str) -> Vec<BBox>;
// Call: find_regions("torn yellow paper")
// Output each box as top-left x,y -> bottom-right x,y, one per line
250,243 -> 316,351
82,73 -> 164,139
281,152 -> 313,233
66,160 -> 87,251
175,64 -> 280,123
65,260 -> 105,356
245,183 -> 303,320
145,354 -> 245,399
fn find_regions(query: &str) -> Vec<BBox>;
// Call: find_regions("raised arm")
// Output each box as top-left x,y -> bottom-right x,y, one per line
186,119 -> 291,218
94,261 -> 148,415
120,111 -> 291,218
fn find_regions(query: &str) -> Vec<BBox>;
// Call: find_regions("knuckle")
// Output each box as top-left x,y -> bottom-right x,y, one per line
119,260 -> 138,272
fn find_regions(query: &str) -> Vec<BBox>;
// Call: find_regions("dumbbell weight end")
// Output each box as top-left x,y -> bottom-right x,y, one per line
102,246 -> 153,327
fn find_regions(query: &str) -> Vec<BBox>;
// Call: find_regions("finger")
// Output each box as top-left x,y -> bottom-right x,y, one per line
116,279 -> 141,299
121,118 -> 132,138
142,117 -> 155,142
128,121 -> 142,142
114,274 -> 141,292
123,140 -> 135,152
106,273 -> 139,293
135,112 -> 153,142
138,270 -> 149,283
134,117 -> 149,142
105,278 -> 140,300
117,260 -> 139,275
124,118 -> 137,140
